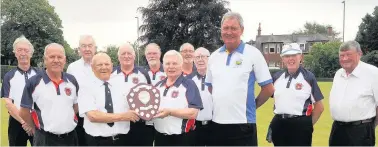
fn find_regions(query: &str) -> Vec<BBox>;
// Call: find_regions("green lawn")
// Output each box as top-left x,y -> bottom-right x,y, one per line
1,82 -> 377,146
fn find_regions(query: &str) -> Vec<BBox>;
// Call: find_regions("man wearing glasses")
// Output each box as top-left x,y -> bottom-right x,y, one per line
186,47 -> 213,146
179,43 -> 196,76
66,35 -> 98,146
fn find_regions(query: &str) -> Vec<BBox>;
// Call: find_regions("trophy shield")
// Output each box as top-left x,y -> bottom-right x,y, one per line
126,83 -> 160,121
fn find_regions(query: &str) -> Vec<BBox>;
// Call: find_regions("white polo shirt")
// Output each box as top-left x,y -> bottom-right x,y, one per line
144,64 -> 166,85
1,67 -> 39,109
20,70 -> 79,135
205,41 -> 273,124
153,75 -> 203,135
186,71 -> 213,121
330,61 -> 378,122
66,58 -> 96,87
272,66 -> 324,115
78,77 -> 130,137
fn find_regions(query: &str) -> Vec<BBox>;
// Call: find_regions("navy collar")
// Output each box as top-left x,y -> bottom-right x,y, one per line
219,40 -> 245,54
160,75 -> 185,88
115,66 -> 139,74
17,66 -> 33,75
41,70 -> 68,84
146,63 -> 164,72
284,66 -> 303,79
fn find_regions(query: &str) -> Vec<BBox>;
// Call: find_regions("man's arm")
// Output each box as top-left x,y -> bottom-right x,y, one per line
19,107 -> 34,129
312,100 -> 324,125
4,98 -> 25,124
73,104 -> 78,114
86,110 -> 139,123
256,83 -> 274,109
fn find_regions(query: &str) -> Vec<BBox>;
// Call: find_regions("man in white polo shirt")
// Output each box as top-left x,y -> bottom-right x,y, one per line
329,41 -> 378,146
19,43 -> 79,146
270,43 -> 324,146
1,36 -> 39,146
180,43 -> 197,76
205,12 -> 274,146
186,47 -> 213,146
111,43 -> 153,146
78,53 -> 139,146
144,43 -> 166,85
66,35 -> 97,146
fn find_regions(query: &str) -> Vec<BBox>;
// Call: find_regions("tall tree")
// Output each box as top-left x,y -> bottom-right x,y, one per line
1,0 -> 75,66
355,6 -> 378,54
138,0 -> 229,55
293,22 -> 340,39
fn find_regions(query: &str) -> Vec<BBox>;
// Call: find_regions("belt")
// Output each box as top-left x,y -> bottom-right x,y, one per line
39,129 -> 74,138
335,118 -> 374,126
92,134 -> 124,141
196,120 -> 211,125
276,114 -> 304,119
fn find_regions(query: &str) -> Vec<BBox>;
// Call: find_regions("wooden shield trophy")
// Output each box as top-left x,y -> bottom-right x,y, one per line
126,83 -> 160,121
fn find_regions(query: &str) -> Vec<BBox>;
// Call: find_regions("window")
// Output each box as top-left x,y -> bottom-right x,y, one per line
269,48 -> 275,53
277,47 -> 281,54
300,43 -> 306,52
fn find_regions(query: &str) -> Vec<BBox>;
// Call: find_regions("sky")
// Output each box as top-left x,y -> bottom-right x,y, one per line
48,0 -> 378,50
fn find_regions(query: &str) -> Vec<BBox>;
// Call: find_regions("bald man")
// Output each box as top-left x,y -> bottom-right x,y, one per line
19,43 -> 80,146
78,53 -> 138,146
111,43 -> 153,146
179,43 -> 197,76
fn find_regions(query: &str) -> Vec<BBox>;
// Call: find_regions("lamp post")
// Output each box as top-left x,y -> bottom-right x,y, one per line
342,1 -> 345,42
135,16 -> 140,66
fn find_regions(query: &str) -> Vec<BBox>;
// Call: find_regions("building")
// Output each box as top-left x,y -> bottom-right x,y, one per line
254,23 -> 334,68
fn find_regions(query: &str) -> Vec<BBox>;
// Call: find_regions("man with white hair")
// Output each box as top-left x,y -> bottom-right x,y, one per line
180,43 -> 197,76
1,36 -> 39,146
186,47 -> 213,146
205,12 -> 274,146
111,43 -> 153,146
153,50 -> 203,146
329,41 -> 378,146
66,35 -> 97,146
144,43 -> 166,85
20,43 -> 80,146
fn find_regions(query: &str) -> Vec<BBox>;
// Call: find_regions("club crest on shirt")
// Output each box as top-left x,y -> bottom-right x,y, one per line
65,87 -> 72,96
132,77 -> 139,84
160,76 -> 166,81
171,91 -> 179,98
295,83 -> 303,90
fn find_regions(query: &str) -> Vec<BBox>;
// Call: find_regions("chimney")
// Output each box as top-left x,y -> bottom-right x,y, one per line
327,26 -> 333,36
257,23 -> 261,36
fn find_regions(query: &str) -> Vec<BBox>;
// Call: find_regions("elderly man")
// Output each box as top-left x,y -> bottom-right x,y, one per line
19,43 -> 79,146
78,53 -> 139,146
205,12 -> 274,146
180,43 -> 196,76
111,43 -> 153,146
144,43 -> 166,85
1,36 -> 38,146
153,50 -> 203,146
67,35 -> 97,146
269,43 -> 324,146
186,47 -> 213,146
329,41 -> 378,146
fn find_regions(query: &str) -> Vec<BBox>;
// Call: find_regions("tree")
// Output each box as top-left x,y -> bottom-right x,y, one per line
1,0 -> 74,66
105,45 -> 120,66
355,6 -> 378,54
138,0 -> 229,56
293,22 -> 340,39
361,50 -> 378,67
303,41 -> 342,78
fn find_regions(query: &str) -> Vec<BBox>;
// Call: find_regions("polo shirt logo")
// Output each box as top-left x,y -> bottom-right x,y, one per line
132,77 -> 139,84
65,87 -> 72,96
171,91 -> 179,98
295,83 -> 303,90
236,60 -> 243,65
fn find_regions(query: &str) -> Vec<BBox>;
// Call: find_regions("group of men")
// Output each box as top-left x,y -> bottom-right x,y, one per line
2,11 -> 378,146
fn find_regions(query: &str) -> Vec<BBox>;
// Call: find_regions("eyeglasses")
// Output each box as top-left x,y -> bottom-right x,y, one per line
195,55 -> 209,60
80,44 -> 94,48
181,50 -> 194,53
